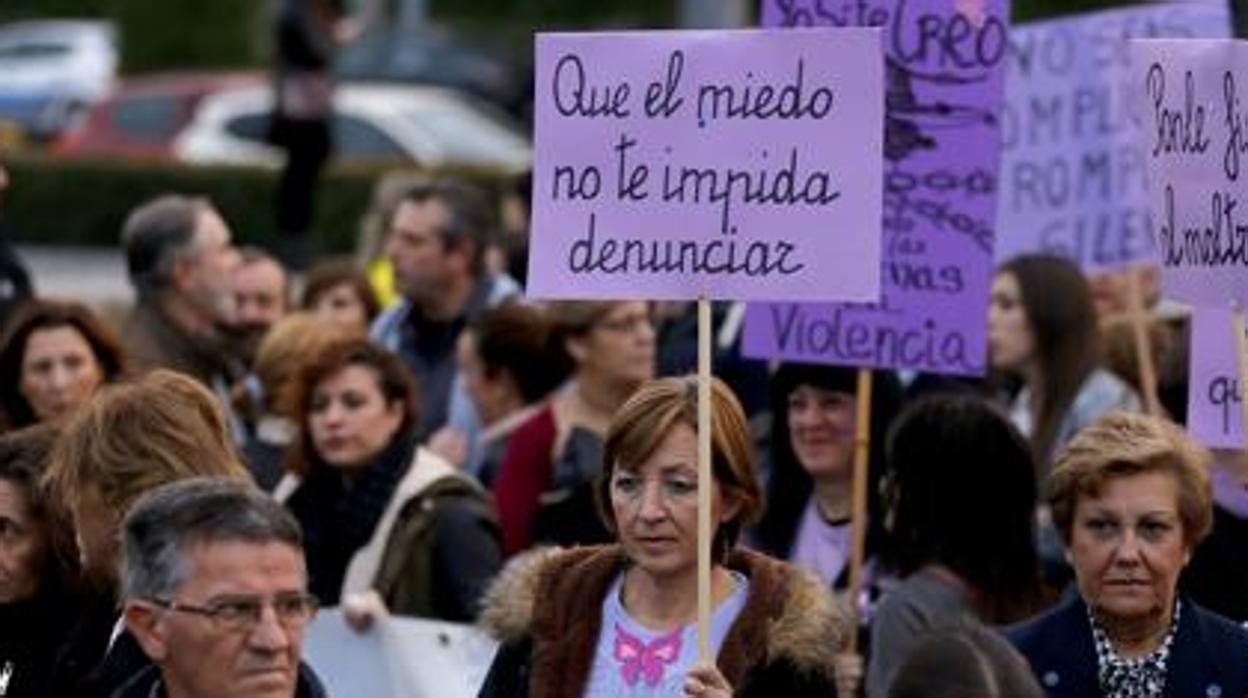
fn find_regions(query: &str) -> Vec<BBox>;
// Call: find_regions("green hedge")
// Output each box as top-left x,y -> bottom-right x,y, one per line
3,156 -> 517,254
5,156 -> 378,253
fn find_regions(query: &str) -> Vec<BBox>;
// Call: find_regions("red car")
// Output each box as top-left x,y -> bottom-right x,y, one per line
54,71 -> 263,160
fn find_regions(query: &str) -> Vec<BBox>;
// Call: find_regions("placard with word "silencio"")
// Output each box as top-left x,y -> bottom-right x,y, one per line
1132,38 -> 1248,308
1187,306 -> 1246,449
526,29 -> 884,302
745,0 -> 1009,377
995,2 -> 1229,271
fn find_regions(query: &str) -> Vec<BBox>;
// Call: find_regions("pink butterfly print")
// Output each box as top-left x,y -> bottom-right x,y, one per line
613,624 -> 683,687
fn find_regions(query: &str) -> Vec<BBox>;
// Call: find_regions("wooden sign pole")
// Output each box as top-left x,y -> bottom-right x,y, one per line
697,295 -> 713,663
846,368 -> 873,652
1232,302 -> 1248,451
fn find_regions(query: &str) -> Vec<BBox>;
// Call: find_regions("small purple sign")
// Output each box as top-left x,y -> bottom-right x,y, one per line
746,0 -> 1009,376
1187,306 -> 1245,449
995,3 -> 1230,271
526,29 -> 884,301
1132,39 -> 1248,308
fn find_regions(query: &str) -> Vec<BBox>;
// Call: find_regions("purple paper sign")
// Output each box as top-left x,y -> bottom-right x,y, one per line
1187,307 -> 1245,449
995,3 -> 1230,271
1132,39 -> 1248,307
745,0 -> 1009,376
526,29 -> 884,301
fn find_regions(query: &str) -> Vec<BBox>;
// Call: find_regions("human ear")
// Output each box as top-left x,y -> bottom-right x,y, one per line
124,602 -> 170,662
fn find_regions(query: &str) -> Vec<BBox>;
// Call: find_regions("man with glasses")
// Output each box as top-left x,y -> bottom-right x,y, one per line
116,477 -> 326,698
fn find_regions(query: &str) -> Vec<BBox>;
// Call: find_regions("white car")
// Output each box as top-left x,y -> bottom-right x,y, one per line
175,83 -> 531,173
0,19 -> 117,137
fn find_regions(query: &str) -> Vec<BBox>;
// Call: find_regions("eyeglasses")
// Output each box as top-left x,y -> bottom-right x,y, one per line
148,592 -> 319,633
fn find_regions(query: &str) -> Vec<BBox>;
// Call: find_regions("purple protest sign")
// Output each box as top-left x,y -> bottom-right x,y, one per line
1132,39 -> 1248,308
1187,307 -> 1245,449
995,3 -> 1229,271
526,29 -> 884,301
745,0 -> 1009,376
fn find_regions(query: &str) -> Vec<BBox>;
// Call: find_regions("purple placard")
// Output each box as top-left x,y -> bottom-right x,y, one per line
995,2 -> 1230,271
745,0 -> 1009,376
526,29 -> 884,301
1187,307 -> 1245,449
1132,39 -> 1248,308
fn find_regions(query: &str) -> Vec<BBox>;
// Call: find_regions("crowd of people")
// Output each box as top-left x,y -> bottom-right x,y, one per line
0,154 -> 1246,698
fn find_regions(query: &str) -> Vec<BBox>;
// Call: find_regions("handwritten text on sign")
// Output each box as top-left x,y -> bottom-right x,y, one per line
526,29 -> 884,301
995,3 -> 1229,270
746,0 -> 1009,376
1132,39 -> 1248,307
1187,307 -> 1246,449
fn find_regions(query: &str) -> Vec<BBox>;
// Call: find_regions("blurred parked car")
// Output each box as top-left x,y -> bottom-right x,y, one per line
54,72 -> 260,160
175,82 -> 531,172
336,25 -> 530,121
0,20 -> 117,139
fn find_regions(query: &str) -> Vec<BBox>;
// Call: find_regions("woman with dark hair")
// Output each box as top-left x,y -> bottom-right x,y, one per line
0,422 -> 84,698
0,299 -> 126,430
492,300 -> 655,555
989,255 -> 1140,471
865,395 -> 1049,698
458,302 -> 570,487
478,376 -> 845,697
753,363 -> 901,615
888,618 -> 1042,698
277,337 -> 500,621
299,259 -> 381,336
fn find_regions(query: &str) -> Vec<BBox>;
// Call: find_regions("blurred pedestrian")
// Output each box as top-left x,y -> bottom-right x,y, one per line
42,370 -> 250,697
753,364 -> 902,639
278,337 -> 500,621
299,258 -> 379,336
0,423 -> 84,698
232,246 -> 291,367
492,300 -> 654,555
865,395 -> 1049,698
988,254 -> 1140,473
0,160 -> 33,329
455,302 -> 569,487
478,376 -> 844,697
0,299 -> 125,431
887,618 -> 1042,698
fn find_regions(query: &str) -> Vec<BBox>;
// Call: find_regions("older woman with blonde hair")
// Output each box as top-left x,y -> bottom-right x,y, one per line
478,375 -> 844,697
1007,412 -> 1248,698
41,369 -> 250,697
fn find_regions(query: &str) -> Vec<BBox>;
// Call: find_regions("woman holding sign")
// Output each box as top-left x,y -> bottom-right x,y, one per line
754,364 -> 902,626
1007,412 -> 1248,698
477,376 -> 844,697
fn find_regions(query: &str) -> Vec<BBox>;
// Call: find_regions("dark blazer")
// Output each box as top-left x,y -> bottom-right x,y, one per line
1005,594 -> 1248,698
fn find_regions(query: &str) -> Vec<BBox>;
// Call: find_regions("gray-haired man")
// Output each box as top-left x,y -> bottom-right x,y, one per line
116,478 -> 326,698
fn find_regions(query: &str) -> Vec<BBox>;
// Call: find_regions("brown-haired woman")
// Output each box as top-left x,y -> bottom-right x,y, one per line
478,375 -> 844,697
1007,412 -> 1248,697
299,259 -> 381,336
457,302 -> 570,487
492,300 -> 654,555
0,299 -> 126,430
41,369 -> 250,697
277,337 -> 500,621
0,423 -> 85,698
988,255 -> 1140,471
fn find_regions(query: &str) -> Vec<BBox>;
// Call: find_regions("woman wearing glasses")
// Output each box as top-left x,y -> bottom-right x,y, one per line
479,376 -> 844,697
492,300 -> 655,556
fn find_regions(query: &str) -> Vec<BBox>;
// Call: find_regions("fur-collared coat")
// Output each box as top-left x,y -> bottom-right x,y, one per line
476,545 -> 846,697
